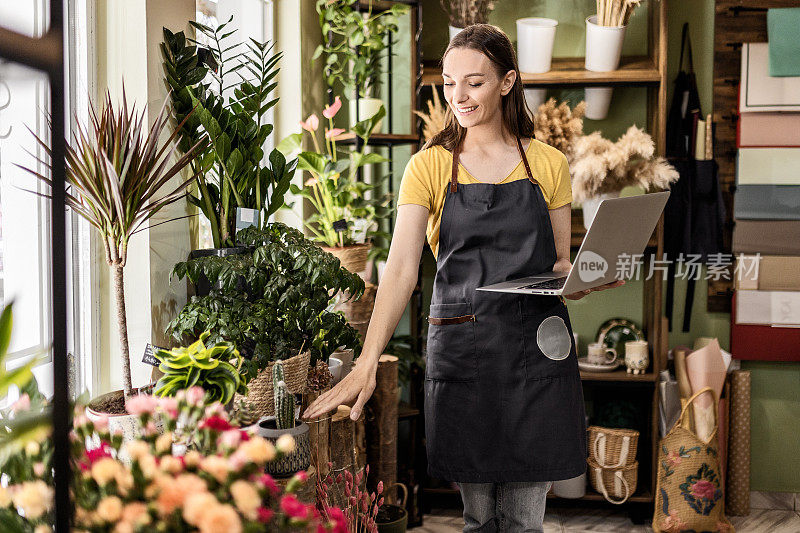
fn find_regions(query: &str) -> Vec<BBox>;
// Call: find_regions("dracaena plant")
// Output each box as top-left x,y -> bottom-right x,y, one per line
20,90 -> 205,398
161,16 -> 296,248
167,223 -> 364,375
279,99 -> 393,250
153,331 -> 248,405
315,0 -> 410,99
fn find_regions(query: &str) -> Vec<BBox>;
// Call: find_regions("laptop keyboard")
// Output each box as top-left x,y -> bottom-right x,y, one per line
519,276 -> 568,290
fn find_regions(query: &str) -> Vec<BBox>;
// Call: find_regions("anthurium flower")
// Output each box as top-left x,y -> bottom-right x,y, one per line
299,114 -> 319,132
323,96 -> 342,119
325,128 -> 345,139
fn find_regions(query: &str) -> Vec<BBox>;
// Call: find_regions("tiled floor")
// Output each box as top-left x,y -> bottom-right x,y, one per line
411,506 -> 800,532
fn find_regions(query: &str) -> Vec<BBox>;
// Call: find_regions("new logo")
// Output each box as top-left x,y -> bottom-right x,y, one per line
577,251 -> 608,282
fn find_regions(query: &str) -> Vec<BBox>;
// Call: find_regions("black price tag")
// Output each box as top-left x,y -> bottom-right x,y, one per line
332,218 -> 348,233
142,344 -> 166,367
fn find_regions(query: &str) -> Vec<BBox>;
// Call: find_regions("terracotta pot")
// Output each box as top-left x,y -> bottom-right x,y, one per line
257,416 -> 312,477
320,243 -> 371,274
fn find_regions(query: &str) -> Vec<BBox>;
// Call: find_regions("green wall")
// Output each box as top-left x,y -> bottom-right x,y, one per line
385,0 -> 799,492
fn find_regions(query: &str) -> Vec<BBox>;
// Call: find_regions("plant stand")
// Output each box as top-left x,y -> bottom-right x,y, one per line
303,388 -> 333,479
366,354 -> 399,505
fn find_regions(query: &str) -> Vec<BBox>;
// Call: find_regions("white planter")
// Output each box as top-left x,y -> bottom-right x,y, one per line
516,18 -> 558,74
585,15 -> 627,72
86,390 -> 142,443
349,97 -> 385,133
524,88 -> 547,112
584,86 -> 614,120
449,25 -> 464,41
328,356 -> 344,385
552,472 -> 587,499
582,190 -> 621,230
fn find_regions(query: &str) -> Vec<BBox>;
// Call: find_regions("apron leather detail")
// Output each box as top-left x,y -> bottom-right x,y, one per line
428,314 -> 476,325
426,302 -> 478,381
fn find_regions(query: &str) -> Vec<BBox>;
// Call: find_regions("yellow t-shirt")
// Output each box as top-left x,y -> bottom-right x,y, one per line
397,138 -> 572,259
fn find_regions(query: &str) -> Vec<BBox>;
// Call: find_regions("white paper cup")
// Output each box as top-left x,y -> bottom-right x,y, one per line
585,15 -> 627,72
524,88 -> 547,112
516,17 -> 558,74
584,86 -> 614,120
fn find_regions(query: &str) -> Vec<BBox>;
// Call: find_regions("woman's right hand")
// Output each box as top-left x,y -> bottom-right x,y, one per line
301,357 -> 378,421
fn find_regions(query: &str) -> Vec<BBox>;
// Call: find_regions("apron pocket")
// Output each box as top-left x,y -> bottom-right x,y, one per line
521,299 -> 575,379
426,301 -> 478,381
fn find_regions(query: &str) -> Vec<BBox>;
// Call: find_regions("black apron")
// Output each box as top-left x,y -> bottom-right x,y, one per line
424,137 -> 587,483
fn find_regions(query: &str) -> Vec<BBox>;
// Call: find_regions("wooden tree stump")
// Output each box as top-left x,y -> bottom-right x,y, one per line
328,405 -> 356,510
301,388 -> 332,479
365,354 -> 398,505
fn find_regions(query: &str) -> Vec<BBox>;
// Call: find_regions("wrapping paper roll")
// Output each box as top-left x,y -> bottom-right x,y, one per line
726,370 -> 751,516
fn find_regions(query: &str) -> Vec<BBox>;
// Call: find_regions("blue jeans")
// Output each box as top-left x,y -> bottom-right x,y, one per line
457,481 -> 552,533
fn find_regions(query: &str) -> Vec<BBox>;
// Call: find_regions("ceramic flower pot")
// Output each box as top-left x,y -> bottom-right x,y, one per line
328,356 -> 343,385
349,97 -> 385,132
585,15 -> 628,72
581,190 -> 621,230
257,416 -> 312,477
85,390 -> 141,442
448,25 -> 464,41
516,18 -> 558,74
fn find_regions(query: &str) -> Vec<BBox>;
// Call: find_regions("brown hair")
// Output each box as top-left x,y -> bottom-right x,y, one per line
424,23 -> 535,152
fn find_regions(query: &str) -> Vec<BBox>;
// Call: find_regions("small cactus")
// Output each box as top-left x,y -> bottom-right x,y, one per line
273,361 -> 295,429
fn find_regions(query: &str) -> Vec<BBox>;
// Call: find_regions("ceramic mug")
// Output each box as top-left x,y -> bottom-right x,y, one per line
625,340 -> 649,374
587,342 -> 617,365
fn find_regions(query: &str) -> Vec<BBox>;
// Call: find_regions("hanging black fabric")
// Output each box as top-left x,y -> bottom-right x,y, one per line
663,23 -> 726,332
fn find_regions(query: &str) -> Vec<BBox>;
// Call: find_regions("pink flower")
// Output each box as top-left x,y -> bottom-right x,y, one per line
10,394 -> 30,413
227,450 -> 248,470
667,450 -> 682,466
325,507 -> 348,533
323,96 -> 342,119
93,414 -> 109,432
294,470 -> 308,482
300,114 -> 320,132
280,494 -> 311,520
255,473 -> 279,496
690,479 -> 717,500
186,386 -> 206,406
325,128 -> 345,139
158,397 -> 179,416
219,429 -> 242,449
125,394 -> 159,415
199,415 -> 232,432
257,507 -> 274,523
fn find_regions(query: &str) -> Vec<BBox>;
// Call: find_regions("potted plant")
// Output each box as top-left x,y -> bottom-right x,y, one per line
152,331 -> 248,405
257,362 -> 312,477
376,483 -> 409,533
161,17 -> 295,268
314,0 -> 409,131
440,0 -> 498,40
280,99 -> 392,275
21,90 -> 205,428
167,223 -> 364,417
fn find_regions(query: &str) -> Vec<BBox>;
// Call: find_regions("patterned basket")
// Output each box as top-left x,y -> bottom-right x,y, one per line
320,243 -> 371,274
588,425 -> 639,468
588,457 -> 638,504
236,350 -> 311,418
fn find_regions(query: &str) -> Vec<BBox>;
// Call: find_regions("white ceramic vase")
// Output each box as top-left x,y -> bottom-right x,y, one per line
584,15 -> 627,72
584,87 -> 614,120
449,25 -> 464,41
349,97 -> 385,132
581,190 -> 621,230
516,18 -> 558,74
328,356 -> 344,385
524,88 -> 547,113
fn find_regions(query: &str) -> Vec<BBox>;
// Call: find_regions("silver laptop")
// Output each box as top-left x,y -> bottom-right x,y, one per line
477,192 -> 670,296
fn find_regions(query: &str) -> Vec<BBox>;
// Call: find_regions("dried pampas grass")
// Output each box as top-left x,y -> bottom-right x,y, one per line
415,85 -> 448,142
533,98 -> 586,155
441,0 -> 497,28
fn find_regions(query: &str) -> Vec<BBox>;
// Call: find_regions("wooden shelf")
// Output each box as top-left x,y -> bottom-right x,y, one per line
548,489 -> 654,503
331,132 -> 420,146
579,369 -> 657,382
398,401 -> 420,419
423,56 -> 660,87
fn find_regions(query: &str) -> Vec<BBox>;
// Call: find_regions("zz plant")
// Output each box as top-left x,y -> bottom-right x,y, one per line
161,17 -> 295,248
153,331 -> 247,405
167,223 -> 364,377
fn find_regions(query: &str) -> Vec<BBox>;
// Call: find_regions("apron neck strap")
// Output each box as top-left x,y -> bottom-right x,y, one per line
450,136 -> 535,193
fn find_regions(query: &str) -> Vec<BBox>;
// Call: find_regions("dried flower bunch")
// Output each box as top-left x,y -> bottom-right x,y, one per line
307,359 -> 334,392
415,85 -> 448,142
596,0 -> 642,26
440,0 -> 497,28
569,125 -> 679,202
316,463 -> 384,533
533,98 -> 587,155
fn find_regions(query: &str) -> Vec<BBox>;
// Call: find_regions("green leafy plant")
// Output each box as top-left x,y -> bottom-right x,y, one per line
315,0 -> 410,99
153,331 -> 247,404
161,16 -> 295,248
272,362 -> 295,429
279,100 -> 392,250
167,223 -> 364,376
21,91 -> 205,398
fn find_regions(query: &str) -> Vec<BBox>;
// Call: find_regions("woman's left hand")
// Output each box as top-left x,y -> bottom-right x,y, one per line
552,258 -> 626,300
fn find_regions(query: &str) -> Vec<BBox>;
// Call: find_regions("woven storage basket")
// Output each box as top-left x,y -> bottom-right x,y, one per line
588,457 -> 638,504
237,350 -> 311,418
334,281 -> 376,323
588,425 -> 639,468
320,243 -> 371,274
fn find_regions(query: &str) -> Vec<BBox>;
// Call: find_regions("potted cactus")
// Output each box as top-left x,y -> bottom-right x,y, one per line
256,361 -> 312,477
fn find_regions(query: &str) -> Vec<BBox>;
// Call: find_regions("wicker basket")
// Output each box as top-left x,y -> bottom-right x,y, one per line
588,425 -> 639,468
320,243 -> 371,274
237,350 -> 311,418
588,457 -> 638,504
